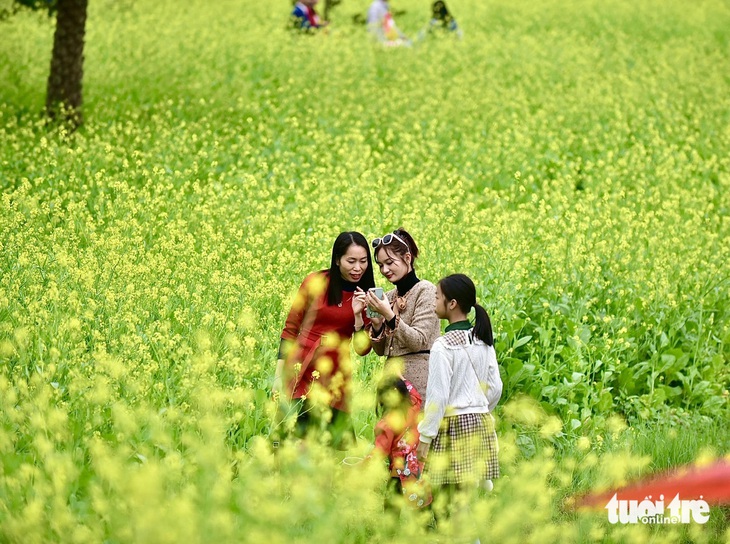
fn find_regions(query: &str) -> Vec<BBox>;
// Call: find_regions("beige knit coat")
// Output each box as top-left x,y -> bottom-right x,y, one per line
369,280 -> 441,397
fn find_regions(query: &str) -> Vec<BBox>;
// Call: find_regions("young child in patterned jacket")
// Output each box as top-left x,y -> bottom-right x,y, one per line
372,375 -> 432,510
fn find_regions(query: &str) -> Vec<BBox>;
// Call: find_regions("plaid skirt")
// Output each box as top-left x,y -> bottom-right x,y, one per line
427,412 -> 500,485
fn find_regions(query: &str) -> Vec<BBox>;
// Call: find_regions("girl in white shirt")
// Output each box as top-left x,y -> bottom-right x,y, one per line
416,274 -> 502,518
366,0 -> 410,45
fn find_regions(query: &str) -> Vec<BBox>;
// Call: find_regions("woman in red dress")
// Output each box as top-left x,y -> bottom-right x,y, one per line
274,231 -> 376,448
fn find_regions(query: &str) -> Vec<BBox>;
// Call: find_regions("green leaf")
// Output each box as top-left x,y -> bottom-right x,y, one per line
660,385 -> 682,398
597,390 -> 613,411
505,357 -> 524,377
515,434 -> 536,459
652,388 -> 667,404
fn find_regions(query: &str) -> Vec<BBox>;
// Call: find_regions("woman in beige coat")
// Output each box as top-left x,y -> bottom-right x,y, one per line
365,228 -> 441,397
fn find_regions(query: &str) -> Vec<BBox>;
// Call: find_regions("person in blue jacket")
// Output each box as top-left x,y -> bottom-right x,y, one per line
291,0 -> 327,31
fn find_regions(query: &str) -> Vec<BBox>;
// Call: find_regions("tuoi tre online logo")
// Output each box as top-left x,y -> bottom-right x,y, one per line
606,493 -> 710,524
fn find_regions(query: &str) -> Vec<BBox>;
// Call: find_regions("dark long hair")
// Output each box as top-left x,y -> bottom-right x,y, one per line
376,375 -> 411,418
374,227 -> 420,270
432,1 -> 453,25
438,273 -> 494,346
326,231 -> 376,306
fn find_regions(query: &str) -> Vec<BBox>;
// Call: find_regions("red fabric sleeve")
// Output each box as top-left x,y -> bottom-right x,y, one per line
281,274 -> 315,342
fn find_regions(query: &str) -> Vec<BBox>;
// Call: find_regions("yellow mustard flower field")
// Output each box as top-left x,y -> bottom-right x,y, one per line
1,0 -> 729,542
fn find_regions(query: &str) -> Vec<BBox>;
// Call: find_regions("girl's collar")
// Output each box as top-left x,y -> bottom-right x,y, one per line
445,320 -> 471,332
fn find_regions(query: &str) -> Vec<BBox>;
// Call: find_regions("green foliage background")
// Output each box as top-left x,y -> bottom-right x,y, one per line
0,0 -> 729,542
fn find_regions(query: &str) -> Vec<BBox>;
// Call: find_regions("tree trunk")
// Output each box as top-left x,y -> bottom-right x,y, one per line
46,0 -> 88,127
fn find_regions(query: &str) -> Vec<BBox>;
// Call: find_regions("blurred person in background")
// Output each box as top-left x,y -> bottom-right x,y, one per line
365,228 -> 440,400
273,232 -> 375,449
291,0 -> 328,31
366,0 -> 411,45
420,0 -> 463,39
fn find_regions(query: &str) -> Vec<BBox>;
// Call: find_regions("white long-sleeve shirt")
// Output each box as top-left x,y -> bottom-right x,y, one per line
366,0 -> 389,25
418,327 -> 503,443
366,0 -> 408,43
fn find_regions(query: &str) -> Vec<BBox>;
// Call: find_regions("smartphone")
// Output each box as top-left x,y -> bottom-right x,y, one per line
366,287 -> 385,318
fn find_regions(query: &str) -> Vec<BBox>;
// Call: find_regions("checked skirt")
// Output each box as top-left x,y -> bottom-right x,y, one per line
427,412 -> 500,485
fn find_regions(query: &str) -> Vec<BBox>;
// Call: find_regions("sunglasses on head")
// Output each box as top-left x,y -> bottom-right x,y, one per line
372,232 -> 408,249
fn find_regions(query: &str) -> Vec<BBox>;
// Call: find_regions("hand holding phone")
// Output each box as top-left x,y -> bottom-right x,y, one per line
366,287 -> 385,318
